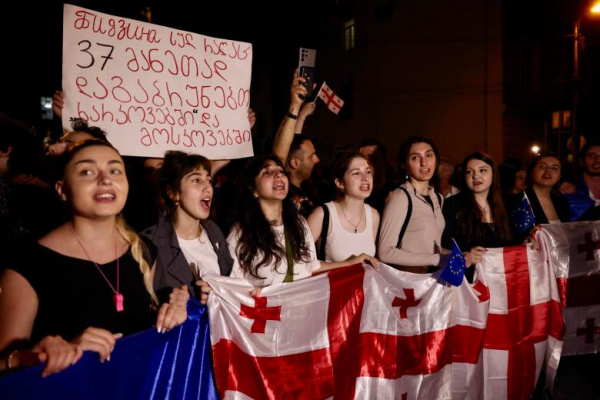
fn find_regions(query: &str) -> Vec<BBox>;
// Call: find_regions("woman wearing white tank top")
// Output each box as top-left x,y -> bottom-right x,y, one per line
308,151 -> 380,261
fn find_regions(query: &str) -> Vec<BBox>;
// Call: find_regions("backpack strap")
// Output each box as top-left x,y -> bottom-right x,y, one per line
435,191 -> 442,208
396,187 -> 412,248
318,204 -> 330,260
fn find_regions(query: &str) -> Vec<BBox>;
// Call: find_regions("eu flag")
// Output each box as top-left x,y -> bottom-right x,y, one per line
0,299 -> 218,400
510,196 -> 536,233
440,239 -> 466,286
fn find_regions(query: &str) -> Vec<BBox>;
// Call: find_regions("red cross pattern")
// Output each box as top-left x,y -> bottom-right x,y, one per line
392,288 -> 421,319
577,318 -> 600,344
483,246 -> 564,400
577,232 -> 600,261
239,296 -> 281,334
319,86 -> 343,112
473,280 -> 490,303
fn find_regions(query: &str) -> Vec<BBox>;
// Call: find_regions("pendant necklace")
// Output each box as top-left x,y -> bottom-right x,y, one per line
340,201 -> 364,233
70,223 -> 124,312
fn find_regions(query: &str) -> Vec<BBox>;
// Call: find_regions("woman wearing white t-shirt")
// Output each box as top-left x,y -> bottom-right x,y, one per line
142,151 -> 234,303
227,155 -> 377,289
308,151 -> 379,261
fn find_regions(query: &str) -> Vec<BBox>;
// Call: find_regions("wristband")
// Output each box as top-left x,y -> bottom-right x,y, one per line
7,350 -> 18,370
286,112 -> 298,120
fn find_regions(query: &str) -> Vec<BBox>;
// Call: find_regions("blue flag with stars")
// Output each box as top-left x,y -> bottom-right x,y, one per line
510,195 -> 536,233
440,239 -> 466,286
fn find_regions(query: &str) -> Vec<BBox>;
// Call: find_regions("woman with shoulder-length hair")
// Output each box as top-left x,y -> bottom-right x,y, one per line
307,150 -> 379,261
141,151 -> 234,302
0,140 -> 186,377
442,151 -> 513,269
226,155 -> 377,289
521,153 -> 570,224
378,136 -> 446,273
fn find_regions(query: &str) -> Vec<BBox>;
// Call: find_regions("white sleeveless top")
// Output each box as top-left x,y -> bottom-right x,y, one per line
324,202 -> 376,262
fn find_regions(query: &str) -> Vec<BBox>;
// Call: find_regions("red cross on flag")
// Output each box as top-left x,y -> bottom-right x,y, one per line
205,247 -> 563,399
478,245 -> 564,399
316,81 -> 344,114
539,221 -> 600,356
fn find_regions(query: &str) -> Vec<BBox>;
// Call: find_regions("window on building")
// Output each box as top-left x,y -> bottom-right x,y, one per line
344,19 -> 355,51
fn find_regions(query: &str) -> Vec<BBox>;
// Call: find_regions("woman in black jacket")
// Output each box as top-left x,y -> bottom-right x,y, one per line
141,151 -> 234,302
521,153 -> 570,224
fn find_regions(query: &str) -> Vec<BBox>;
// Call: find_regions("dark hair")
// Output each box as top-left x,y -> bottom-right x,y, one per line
397,136 -> 440,182
158,151 -> 211,218
497,163 -> 516,196
457,152 -> 512,244
526,152 -> 561,186
1,121 -> 41,176
56,139 -> 120,182
331,150 -> 368,199
581,137 -> 600,158
230,154 -> 312,278
287,134 -> 312,162
358,139 -> 387,162
70,119 -> 109,142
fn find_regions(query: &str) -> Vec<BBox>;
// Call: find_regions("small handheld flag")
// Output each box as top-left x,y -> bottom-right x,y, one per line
510,195 -> 536,233
315,81 -> 344,114
439,239 -> 467,286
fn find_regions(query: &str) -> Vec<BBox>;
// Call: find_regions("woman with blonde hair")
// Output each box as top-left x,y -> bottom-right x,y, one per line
0,140 -> 187,376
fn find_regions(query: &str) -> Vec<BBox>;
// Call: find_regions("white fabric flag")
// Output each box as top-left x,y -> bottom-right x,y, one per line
316,82 -> 344,114
538,221 -> 600,356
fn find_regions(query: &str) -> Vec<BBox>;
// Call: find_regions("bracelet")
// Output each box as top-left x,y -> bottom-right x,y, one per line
6,350 -> 18,370
286,112 -> 298,120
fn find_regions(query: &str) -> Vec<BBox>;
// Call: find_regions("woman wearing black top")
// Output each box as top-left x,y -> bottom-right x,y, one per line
522,153 -> 570,224
0,140 -> 187,377
442,152 -> 513,271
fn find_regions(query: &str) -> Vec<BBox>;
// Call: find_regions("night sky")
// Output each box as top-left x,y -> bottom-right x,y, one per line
2,0 -> 600,162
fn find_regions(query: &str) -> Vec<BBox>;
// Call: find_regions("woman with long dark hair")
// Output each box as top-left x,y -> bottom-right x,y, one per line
442,152 -> 513,267
307,151 -> 379,261
0,140 -> 187,376
227,155 -> 376,288
141,151 -> 235,302
378,136 -> 446,273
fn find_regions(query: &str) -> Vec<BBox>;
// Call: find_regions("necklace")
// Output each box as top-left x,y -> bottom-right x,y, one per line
70,223 -> 123,312
339,201 -> 364,233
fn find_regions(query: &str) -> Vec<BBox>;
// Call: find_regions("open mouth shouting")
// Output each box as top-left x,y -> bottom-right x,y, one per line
94,190 -> 117,203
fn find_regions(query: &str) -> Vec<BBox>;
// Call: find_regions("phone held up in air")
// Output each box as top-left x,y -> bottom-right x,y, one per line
298,48 -> 316,99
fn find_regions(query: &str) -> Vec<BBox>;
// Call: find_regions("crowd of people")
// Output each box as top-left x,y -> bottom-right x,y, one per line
1,70 -> 599,380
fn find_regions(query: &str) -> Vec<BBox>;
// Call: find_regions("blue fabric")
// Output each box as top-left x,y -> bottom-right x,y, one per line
439,239 -> 466,286
565,179 -> 595,221
0,299 -> 218,400
510,196 -> 537,233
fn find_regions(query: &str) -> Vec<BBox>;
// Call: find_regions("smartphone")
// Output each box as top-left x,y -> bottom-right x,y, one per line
299,48 -> 317,99
299,66 -> 315,98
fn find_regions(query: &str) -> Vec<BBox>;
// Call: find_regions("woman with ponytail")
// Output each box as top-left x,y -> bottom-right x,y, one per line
0,140 -> 187,377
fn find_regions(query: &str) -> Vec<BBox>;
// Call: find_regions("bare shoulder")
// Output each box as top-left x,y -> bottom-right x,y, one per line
308,205 -> 325,221
370,206 -> 380,223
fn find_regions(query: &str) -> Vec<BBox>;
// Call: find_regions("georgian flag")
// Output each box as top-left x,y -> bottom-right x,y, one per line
538,221 -> 600,356
205,248 -> 563,399
477,244 -> 564,399
316,82 -> 344,114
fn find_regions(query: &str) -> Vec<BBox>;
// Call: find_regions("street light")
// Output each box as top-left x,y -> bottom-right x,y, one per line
571,1 -> 600,174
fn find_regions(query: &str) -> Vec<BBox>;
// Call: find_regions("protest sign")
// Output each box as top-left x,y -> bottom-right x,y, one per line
62,4 -> 253,159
